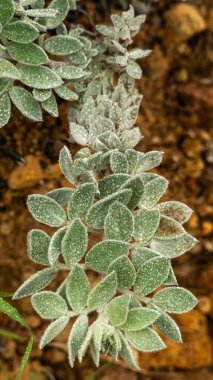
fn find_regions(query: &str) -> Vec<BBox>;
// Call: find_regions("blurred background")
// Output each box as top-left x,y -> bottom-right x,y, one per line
0,0 -> 213,379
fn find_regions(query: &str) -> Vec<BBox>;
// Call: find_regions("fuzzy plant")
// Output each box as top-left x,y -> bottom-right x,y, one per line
0,0 -> 148,128
12,6 -> 198,370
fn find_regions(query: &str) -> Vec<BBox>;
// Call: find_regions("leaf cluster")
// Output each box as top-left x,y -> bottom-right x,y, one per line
12,4 -> 198,370
14,141 -> 197,368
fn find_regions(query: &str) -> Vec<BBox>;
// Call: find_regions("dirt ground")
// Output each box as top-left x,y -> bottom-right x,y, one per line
0,0 -> 213,379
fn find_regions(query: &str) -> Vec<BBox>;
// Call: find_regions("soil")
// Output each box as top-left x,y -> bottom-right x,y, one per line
0,1 -> 213,379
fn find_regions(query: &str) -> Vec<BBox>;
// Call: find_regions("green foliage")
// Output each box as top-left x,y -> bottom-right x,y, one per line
0,294 -> 33,379
12,4 -> 198,371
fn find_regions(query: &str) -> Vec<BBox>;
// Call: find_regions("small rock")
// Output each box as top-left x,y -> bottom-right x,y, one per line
9,155 -> 43,190
198,296 -> 212,314
182,138 -> 203,158
43,163 -> 62,180
164,4 -> 206,45
202,221 -> 213,236
44,349 -> 66,364
1,339 -> 16,359
25,315 -> 41,329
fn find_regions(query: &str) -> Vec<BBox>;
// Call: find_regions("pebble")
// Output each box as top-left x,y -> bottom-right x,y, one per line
164,4 -> 206,45
8,155 -> 43,190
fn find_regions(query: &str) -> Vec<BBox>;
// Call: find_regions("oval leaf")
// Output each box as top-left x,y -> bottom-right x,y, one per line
20,65 -> 62,89
110,151 -> 129,174
106,295 -> 130,327
132,247 -> 160,269
48,227 -> 67,265
9,87 -> 42,121
87,272 -> 117,311
0,0 -> 14,27
134,257 -> 170,296
104,201 -> 134,242
47,188 -> 74,207
27,194 -> 66,227
27,229 -> 50,265
107,256 -> 135,291
0,59 -> 20,79
0,93 -> 10,128
46,0 -> 69,29
136,151 -> 163,172
68,315 -> 88,367
66,265 -> 90,313
3,21 -> 39,43
32,291 -> 68,319
67,183 -> 95,220
134,208 -> 160,244
7,42 -> 49,65
62,219 -> 88,264
140,176 -> 168,208
159,201 -> 193,224
153,287 -> 198,313
44,35 -> 82,55
151,233 -> 198,258
98,174 -> 129,197
13,268 -> 57,299
86,189 -> 132,230
86,240 -> 129,273
121,308 -> 160,331
121,176 -> 144,209
40,315 -> 70,348
59,146 -> 77,184
41,93 -> 58,117
125,327 -> 166,352
154,313 -> 182,343
155,216 -> 185,240
69,122 -> 89,146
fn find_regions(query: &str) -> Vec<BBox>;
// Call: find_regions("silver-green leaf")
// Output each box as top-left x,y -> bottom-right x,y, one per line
159,201 -> 193,224
7,42 -> 48,65
134,208 -> 160,244
13,268 -> 57,299
48,227 -> 67,265
86,240 -> 129,273
68,314 -> 88,367
9,87 -> 42,121
62,219 -> 87,264
153,287 -> 198,314
66,265 -> 90,313
125,327 -> 166,352
0,93 -> 10,128
59,146 -> 77,184
87,271 -> 117,311
121,307 -> 160,331
86,189 -> 132,230
0,0 -> 14,27
0,59 -> 20,80
154,312 -> 182,343
108,256 -> 135,291
3,21 -> 39,43
27,229 -> 50,265
104,201 -> 134,242
40,315 -> 70,348
31,291 -> 68,319
134,257 -> 170,296
44,36 -> 82,55
106,295 -> 130,327
151,233 -> 198,258
27,194 -> 67,227
20,65 -> 62,89
67,183 -> 95,220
